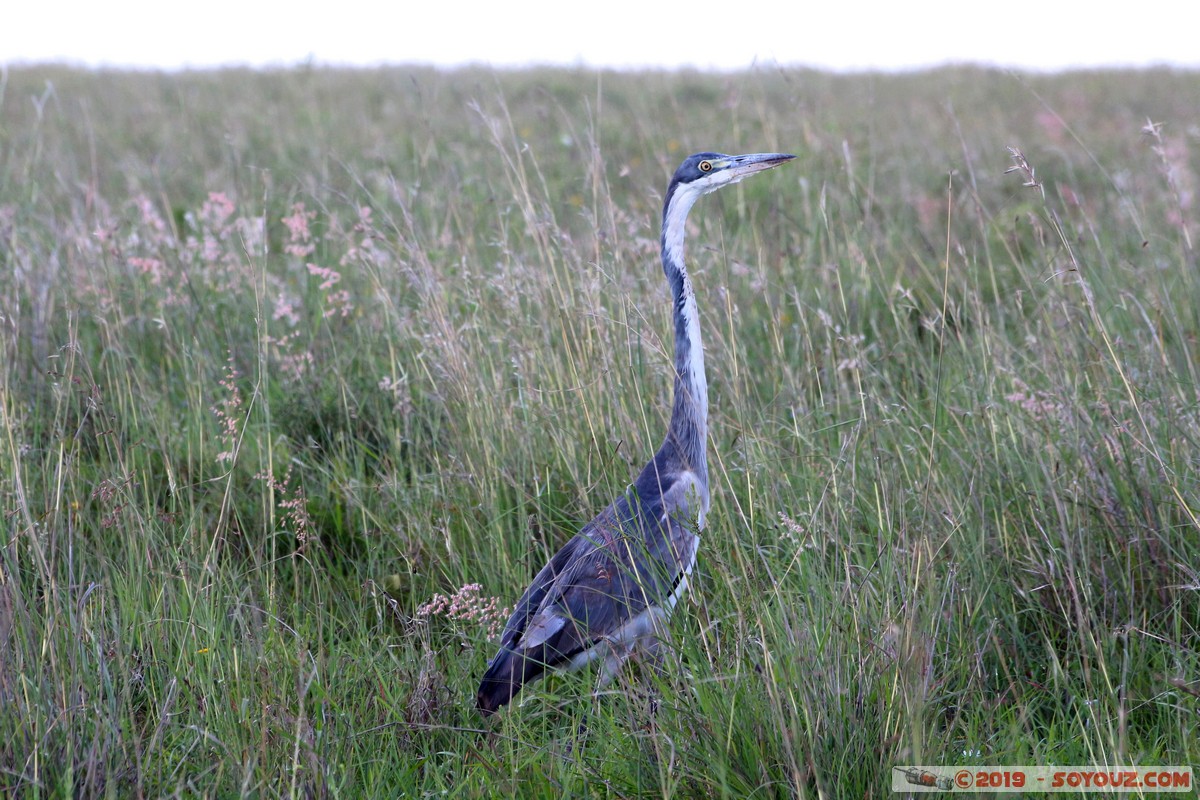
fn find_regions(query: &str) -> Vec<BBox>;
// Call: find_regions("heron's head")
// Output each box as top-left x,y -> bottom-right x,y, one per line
661,151 -> 794,257
668,151 -> 795,201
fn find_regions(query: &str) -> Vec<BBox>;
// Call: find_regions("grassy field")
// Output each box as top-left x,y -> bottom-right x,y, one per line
1,64 -> 1198,798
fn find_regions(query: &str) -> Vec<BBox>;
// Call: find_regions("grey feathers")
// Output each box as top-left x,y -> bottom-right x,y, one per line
476,151 -> 791,715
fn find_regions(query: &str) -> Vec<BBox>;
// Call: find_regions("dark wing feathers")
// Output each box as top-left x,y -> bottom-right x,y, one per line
478,506 -> 636,714
492,533 -> 584,653
477,472 -> 697,715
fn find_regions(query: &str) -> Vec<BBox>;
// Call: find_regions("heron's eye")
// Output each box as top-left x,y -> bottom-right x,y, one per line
699,160 -> 713,173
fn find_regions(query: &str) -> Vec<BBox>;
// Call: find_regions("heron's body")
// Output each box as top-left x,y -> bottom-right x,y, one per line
477,151 -> 793,715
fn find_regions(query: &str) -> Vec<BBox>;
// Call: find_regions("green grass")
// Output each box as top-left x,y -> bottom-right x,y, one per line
1,64 -> 1198,798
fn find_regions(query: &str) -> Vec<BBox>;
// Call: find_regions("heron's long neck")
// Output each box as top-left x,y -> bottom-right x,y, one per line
660,189 -> 709,484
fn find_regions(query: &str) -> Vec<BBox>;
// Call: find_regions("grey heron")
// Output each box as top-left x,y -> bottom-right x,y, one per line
477,151 -> 794,715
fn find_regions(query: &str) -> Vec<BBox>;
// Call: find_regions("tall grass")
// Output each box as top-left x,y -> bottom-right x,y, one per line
0,64 -> 1197,797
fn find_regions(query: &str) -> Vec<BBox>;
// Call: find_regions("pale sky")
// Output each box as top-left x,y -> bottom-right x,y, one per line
3,0 -> 1198,72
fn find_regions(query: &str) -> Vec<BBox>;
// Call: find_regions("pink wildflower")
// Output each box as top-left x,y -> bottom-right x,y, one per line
129,257 -> 165,284
272,294 -> 301,327
418,584 -> 510,639
200,192 -> 236,230
307,264 -> 353,318
282,203 -> 316,257
133,194 -> 168,236
306,263 -> 341,291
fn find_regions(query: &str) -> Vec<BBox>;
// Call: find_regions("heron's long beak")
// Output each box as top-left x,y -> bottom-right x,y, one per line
710,152 -> 796,187
723,152 -> 796,178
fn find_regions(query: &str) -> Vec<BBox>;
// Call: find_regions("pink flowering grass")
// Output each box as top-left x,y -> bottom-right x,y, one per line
418,583 -> 510,640
211,354 -> 245,465
307,263 -> 354,318
282,202 -> 317,257
256,464 -> 315,548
